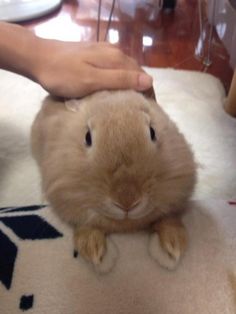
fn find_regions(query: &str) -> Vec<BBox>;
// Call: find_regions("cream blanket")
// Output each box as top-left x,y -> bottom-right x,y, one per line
0,68 -> 236,313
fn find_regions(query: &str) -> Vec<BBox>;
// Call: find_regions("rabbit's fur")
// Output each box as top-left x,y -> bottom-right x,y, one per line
31,90 -> 196,272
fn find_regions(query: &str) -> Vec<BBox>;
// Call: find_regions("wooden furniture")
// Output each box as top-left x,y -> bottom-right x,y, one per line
225,69 -> 236,117
21,0 -> 233,92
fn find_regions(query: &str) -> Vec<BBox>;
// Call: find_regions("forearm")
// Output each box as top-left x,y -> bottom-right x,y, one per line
0,22 -> 153,98
0,22 -> 40,80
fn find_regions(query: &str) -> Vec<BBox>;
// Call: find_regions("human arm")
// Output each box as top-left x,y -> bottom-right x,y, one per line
0,22 -> 153,98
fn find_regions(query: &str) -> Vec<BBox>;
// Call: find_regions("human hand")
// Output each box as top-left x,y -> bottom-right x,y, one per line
33,40 -> 153,98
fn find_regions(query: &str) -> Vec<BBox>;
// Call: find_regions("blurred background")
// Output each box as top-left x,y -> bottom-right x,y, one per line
0,0 -> 234,91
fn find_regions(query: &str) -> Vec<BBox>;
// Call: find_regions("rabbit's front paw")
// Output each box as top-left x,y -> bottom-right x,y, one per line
74,228 -> 117,273
94,237 -> 118,273
148,216 -> 187,270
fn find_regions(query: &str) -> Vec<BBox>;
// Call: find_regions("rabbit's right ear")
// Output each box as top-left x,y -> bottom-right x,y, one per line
64,99 -> 82,112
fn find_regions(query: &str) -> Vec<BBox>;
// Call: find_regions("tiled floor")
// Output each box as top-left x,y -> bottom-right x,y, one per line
22,0 -> 233,91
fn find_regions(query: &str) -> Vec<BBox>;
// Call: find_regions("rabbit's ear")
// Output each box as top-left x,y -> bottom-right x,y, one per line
64,99 -> 82,112
142,86 -> 156,102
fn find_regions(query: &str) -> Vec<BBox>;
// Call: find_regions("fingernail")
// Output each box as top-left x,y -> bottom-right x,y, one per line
138,73 -> 153,90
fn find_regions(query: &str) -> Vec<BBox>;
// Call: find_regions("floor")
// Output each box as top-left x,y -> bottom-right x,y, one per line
22,0 -> 233,92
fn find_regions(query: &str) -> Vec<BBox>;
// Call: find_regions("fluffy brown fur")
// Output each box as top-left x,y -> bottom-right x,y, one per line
31,90 -> 196,271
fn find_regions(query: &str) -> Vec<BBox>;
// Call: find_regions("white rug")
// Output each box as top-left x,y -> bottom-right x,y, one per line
0,68 -> 236,313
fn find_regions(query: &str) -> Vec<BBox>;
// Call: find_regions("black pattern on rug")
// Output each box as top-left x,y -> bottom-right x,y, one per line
0,205 -> 63,311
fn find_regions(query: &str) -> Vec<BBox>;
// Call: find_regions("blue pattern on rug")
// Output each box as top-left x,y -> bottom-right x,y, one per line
0,215 -> 62,240
0,205 -> 63,290
19,294 -> 34,311
0,205 -> 46,213
0,229 -> 17,289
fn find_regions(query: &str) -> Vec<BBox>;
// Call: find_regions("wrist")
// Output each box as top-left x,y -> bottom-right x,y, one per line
28,36 -> 48,83
22,32 -> 43,82
0,23 -> 38,79
30,37 -> 63,88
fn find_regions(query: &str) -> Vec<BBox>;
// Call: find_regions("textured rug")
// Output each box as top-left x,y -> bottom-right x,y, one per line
0,68 -> 236,313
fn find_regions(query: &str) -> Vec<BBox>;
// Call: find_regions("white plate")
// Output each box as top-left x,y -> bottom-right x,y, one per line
0,0 -> 63,22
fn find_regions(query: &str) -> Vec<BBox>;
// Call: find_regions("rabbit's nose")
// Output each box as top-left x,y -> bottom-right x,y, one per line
113,199 -> 141,212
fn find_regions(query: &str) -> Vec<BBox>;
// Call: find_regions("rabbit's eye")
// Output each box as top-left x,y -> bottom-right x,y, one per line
149,127 -> 156,141
85,130 -> 92,146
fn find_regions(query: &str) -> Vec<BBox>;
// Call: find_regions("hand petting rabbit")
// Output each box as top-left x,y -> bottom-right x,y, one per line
31,90 -> 196,272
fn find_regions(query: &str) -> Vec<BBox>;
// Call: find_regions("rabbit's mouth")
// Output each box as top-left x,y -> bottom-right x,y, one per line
102,196 -> 152,220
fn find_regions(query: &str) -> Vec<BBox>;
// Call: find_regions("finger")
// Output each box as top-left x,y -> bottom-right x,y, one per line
91,69 -> 153,92
76,41 -> 112,48
86,48 -> 140,71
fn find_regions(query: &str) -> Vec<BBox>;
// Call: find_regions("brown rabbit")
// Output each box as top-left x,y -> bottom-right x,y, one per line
31,90 -> 196,272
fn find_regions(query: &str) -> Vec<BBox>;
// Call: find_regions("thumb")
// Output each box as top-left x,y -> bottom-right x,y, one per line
93,69 -> 153,92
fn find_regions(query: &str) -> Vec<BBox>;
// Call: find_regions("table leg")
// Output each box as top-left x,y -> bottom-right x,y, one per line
225,69 -> 236,117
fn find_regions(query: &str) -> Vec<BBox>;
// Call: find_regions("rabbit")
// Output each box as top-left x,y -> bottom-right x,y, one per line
31,89 -> 196,272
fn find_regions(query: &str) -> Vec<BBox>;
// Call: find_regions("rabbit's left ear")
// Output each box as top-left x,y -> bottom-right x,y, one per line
64,99 -> 82,112
142,86 -> 156,102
